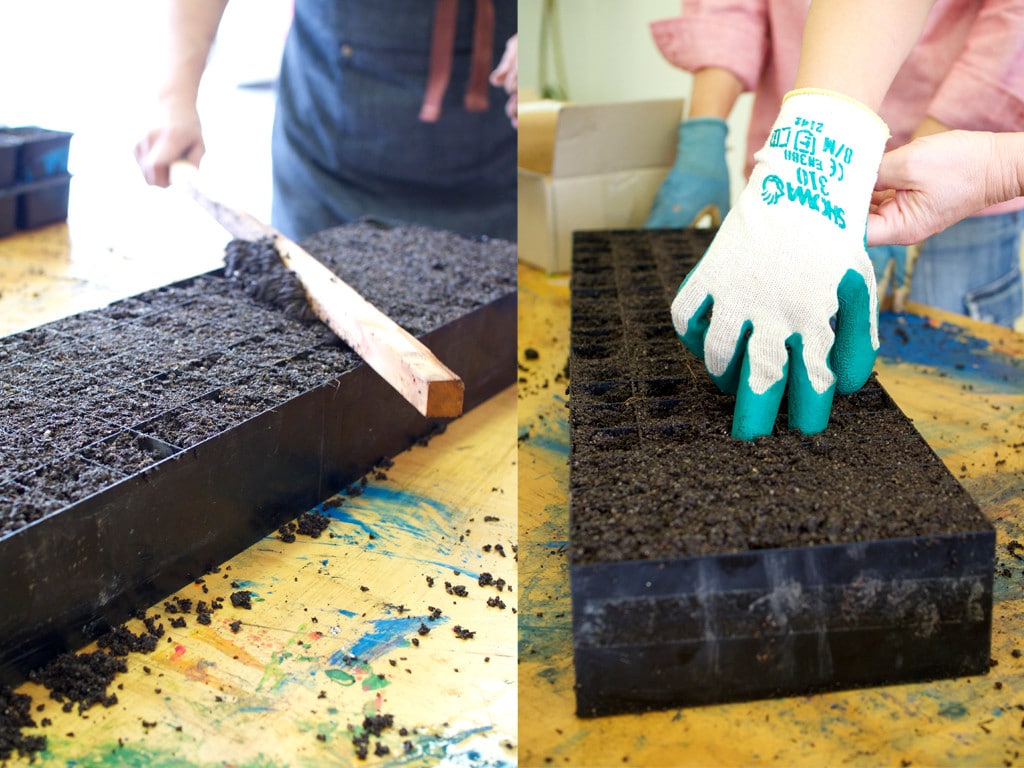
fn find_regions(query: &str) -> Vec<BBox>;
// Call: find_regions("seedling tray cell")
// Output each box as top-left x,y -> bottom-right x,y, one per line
568,229 -> 994,717
0,223 -> 516,682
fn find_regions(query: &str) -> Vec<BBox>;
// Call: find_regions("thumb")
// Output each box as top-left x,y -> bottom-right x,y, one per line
866,210 -> 895,246
873,144 -> 914,190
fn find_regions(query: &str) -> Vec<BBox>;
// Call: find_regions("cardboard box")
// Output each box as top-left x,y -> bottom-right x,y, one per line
518,98 -> 684,273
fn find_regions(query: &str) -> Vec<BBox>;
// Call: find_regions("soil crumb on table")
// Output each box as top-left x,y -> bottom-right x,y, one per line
0,684 -> 45,761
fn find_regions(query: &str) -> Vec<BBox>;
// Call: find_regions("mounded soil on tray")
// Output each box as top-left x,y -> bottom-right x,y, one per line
569,229 -> 989,566
0,222 -> 515,536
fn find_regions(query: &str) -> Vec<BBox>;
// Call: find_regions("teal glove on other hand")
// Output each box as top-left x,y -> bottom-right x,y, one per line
672,90 -> 890,440
868,243 -> 912,312
644,118 -> 730,229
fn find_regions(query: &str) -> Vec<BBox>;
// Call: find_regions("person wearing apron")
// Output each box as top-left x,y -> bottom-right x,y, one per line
273,0 -> 517,241
135,0 -> 517,243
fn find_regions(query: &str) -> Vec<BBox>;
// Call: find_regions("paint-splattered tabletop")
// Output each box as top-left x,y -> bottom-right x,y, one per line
6,383 -> 517,767
518,262 -> 1024,767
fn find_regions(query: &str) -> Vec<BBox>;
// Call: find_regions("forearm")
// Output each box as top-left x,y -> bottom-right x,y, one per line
155,0 -> 230,109
795,0 -> 936,110
688,67 -> 744,120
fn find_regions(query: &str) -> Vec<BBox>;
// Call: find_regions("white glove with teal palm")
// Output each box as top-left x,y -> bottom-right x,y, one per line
671,89 -> 890,440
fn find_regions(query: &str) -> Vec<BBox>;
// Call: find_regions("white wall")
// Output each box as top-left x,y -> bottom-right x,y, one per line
518,0 -> 754,197
0,1 -> 288,223
519,0 -> 689,103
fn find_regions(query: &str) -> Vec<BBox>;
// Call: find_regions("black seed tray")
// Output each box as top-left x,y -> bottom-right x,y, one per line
0,126 -> 73,183
569,229 -> 993,717
15,173 -> 72,231
0,222 -> 516,682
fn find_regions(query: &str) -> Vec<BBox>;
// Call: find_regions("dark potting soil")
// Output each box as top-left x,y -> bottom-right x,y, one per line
227,223 -> 516,335
0,222 -> 515,537
0,684 -> 45,761
0,618 -> 166,756
26,619 -> 165,719
279,510 -> 333,542
569,229 -> 989,566
30,651 -> 126,714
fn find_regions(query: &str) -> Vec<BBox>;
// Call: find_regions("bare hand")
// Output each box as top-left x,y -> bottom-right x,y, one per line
489,34 -> 518,129
867,130 -> 1005,245
133,105 -> 206,187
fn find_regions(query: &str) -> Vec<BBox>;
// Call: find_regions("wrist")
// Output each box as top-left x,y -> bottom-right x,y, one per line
781,89 -> 888,135
752,90 -> 889,234
154,89 -> 201,123
688,67 -> 743,120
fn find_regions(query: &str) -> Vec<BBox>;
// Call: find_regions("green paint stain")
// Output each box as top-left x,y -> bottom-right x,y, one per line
36,739 -> 282,768
256,651 -> 289,693
316,721 -> 339,742
939,702 -> 968,718
325,668 -> 356,686
362,673 -> 390,691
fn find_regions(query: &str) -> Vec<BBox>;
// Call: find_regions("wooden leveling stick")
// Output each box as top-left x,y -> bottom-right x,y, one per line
169,161 -> 464,418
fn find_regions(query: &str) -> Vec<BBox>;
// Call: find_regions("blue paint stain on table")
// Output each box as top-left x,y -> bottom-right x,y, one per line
878,312 -> 1023,390
322,486 -> 457,546
331,614 -> 449,663
325,508 -> 379,539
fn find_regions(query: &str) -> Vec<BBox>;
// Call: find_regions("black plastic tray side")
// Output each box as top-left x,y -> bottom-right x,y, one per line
571,530 -> 995,717
0,292 -> 515,683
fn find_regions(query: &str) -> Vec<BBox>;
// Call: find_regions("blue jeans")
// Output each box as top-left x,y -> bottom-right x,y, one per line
910,210 -> 1024,328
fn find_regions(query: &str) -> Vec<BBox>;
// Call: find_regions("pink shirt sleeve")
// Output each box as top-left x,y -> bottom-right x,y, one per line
650,1 -> 771,92
927,0 -> 1024,132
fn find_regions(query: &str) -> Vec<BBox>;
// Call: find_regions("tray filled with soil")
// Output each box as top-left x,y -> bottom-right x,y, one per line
568,229 -> 993,717
0,222 -> 516,682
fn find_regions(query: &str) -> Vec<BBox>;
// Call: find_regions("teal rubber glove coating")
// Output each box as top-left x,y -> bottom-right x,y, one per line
671,90 -> 890,440
644,118 -> 730,229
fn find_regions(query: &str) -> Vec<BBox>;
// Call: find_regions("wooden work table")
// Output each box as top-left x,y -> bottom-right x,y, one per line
0,194 -> 517,766
518,262 -> 1024,767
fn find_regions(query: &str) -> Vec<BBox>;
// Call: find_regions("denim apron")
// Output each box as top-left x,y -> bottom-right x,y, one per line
270,0 -> 517,242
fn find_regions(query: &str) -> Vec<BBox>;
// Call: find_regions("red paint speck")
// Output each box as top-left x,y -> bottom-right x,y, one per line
173,644 -> 186,659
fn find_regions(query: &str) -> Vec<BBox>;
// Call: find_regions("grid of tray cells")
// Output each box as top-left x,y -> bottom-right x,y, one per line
0,274 -> 359,533
0,223 -> 517,536
568,230 -> 988,565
